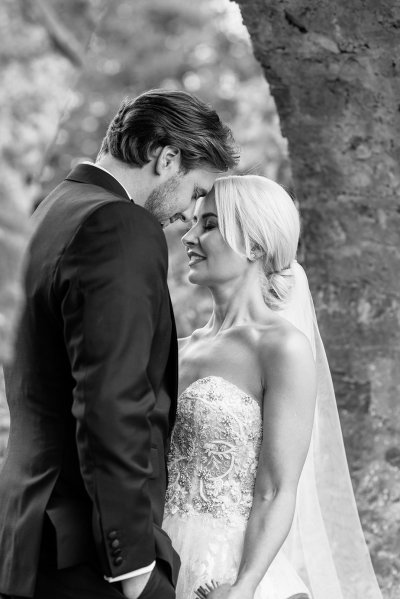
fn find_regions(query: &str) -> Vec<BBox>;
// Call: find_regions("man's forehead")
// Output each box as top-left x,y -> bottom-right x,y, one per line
195,167 -> 219,190
193,174 -> 216,197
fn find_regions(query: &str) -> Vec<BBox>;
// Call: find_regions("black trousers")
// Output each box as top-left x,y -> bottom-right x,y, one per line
0,559 -> 175,599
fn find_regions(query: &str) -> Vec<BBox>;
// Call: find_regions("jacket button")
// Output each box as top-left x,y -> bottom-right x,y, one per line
112,548 -> 122,557
114,556 -> 123,566
108,531 -> 118,540
111,539 -> 120,549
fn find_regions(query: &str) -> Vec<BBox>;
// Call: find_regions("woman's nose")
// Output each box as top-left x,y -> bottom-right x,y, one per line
181,226 -> 196,247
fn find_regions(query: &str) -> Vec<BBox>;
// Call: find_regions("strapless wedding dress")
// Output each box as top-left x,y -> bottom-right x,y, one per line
163,376 -> 310,599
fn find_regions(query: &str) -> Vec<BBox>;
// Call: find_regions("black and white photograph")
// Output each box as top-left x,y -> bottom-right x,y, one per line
0,1 -> 398,598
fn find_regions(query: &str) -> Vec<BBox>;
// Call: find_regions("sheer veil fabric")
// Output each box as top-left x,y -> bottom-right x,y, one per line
279,262 -> 382,599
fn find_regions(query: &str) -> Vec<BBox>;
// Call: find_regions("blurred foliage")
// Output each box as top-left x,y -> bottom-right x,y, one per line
41,0 -> 289,195
0,0 -> 98,193
0,0 -> 106,361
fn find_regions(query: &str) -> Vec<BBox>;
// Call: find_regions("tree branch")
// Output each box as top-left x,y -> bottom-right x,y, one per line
34,0 -> 84,67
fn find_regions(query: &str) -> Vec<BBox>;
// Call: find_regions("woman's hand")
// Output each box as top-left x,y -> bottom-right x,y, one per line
195,581 -> 254,599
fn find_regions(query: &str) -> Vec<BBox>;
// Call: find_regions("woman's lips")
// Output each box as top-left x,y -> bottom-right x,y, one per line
188,252 -> 206,266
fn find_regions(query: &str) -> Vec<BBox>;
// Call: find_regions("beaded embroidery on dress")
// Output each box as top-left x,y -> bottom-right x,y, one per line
163,376 -> 310,599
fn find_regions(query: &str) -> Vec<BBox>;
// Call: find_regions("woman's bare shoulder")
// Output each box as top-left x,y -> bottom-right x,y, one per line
228,316 -> 304,350
257,316 -> 314,382
260,316 -> 310,356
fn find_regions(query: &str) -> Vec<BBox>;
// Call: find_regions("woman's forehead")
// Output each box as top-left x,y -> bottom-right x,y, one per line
195,189 -> 216,216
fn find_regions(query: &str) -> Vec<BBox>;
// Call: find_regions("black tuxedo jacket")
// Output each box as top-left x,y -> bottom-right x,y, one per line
0,164 -> 179,597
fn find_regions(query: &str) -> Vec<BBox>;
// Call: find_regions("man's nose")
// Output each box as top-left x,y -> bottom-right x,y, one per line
180,203 -> 196,223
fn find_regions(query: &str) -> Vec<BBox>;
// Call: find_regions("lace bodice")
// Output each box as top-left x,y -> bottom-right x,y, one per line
165,376 -> 263,526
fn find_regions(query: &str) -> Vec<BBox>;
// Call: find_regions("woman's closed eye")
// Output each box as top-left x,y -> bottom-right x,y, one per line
203,218 -> 217,231
184,215 -> 218,234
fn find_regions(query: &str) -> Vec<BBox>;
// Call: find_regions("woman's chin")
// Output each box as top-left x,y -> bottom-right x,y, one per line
187,270 -> 206,286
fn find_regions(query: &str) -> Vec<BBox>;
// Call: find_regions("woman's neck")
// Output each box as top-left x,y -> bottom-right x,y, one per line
206,270 -> 271,335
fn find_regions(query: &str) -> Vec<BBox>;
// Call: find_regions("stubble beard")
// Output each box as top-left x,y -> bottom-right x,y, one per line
144,173 -> 183,223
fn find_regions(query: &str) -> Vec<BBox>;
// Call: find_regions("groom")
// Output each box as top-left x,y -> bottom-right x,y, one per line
0,89 -> 238,599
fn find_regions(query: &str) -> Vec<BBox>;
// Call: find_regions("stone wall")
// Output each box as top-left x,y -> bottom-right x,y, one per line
0,373 -> 8,464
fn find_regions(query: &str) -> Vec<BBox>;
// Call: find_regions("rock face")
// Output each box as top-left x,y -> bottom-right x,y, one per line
234,0 -> 400,596
0,373 -> 9,459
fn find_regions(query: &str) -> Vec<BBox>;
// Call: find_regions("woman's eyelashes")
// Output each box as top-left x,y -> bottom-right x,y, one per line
203,219 -> 217,231
184,220 -> 215,233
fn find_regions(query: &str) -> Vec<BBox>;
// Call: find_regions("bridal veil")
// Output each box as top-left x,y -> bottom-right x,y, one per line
279,261 -> 382,599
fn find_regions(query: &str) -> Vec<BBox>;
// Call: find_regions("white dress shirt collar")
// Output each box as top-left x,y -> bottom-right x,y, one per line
82,161 -> 133,201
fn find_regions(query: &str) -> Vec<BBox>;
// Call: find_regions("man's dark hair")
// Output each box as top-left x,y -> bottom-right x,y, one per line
97,89 -> 239,172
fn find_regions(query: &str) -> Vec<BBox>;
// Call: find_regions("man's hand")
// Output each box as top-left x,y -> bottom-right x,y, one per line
122,570 -> 152,599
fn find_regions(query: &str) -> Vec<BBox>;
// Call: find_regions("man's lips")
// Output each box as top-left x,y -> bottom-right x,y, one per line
187,251 -> 206,266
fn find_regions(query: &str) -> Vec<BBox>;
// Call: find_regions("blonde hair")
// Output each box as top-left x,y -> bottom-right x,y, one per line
214,175 -> 300,309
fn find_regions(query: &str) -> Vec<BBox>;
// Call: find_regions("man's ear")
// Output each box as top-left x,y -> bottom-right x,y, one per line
154,146 -> 181,176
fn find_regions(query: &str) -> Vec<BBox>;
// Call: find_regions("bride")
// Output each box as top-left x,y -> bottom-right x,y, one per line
162,175 -> 382,599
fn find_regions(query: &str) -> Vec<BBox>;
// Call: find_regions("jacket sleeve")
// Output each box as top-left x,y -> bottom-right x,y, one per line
54,201 -> 168,578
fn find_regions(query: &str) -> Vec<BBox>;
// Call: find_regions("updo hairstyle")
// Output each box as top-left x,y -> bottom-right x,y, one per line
213,175 -> 300,309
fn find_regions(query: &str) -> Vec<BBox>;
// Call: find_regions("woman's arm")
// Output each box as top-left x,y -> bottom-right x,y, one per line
235,326 -> 316,595
205,325 -> 317,599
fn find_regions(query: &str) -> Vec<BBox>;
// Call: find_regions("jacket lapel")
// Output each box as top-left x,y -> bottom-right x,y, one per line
65,163 -> 131,201
167,293 -> 179,432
